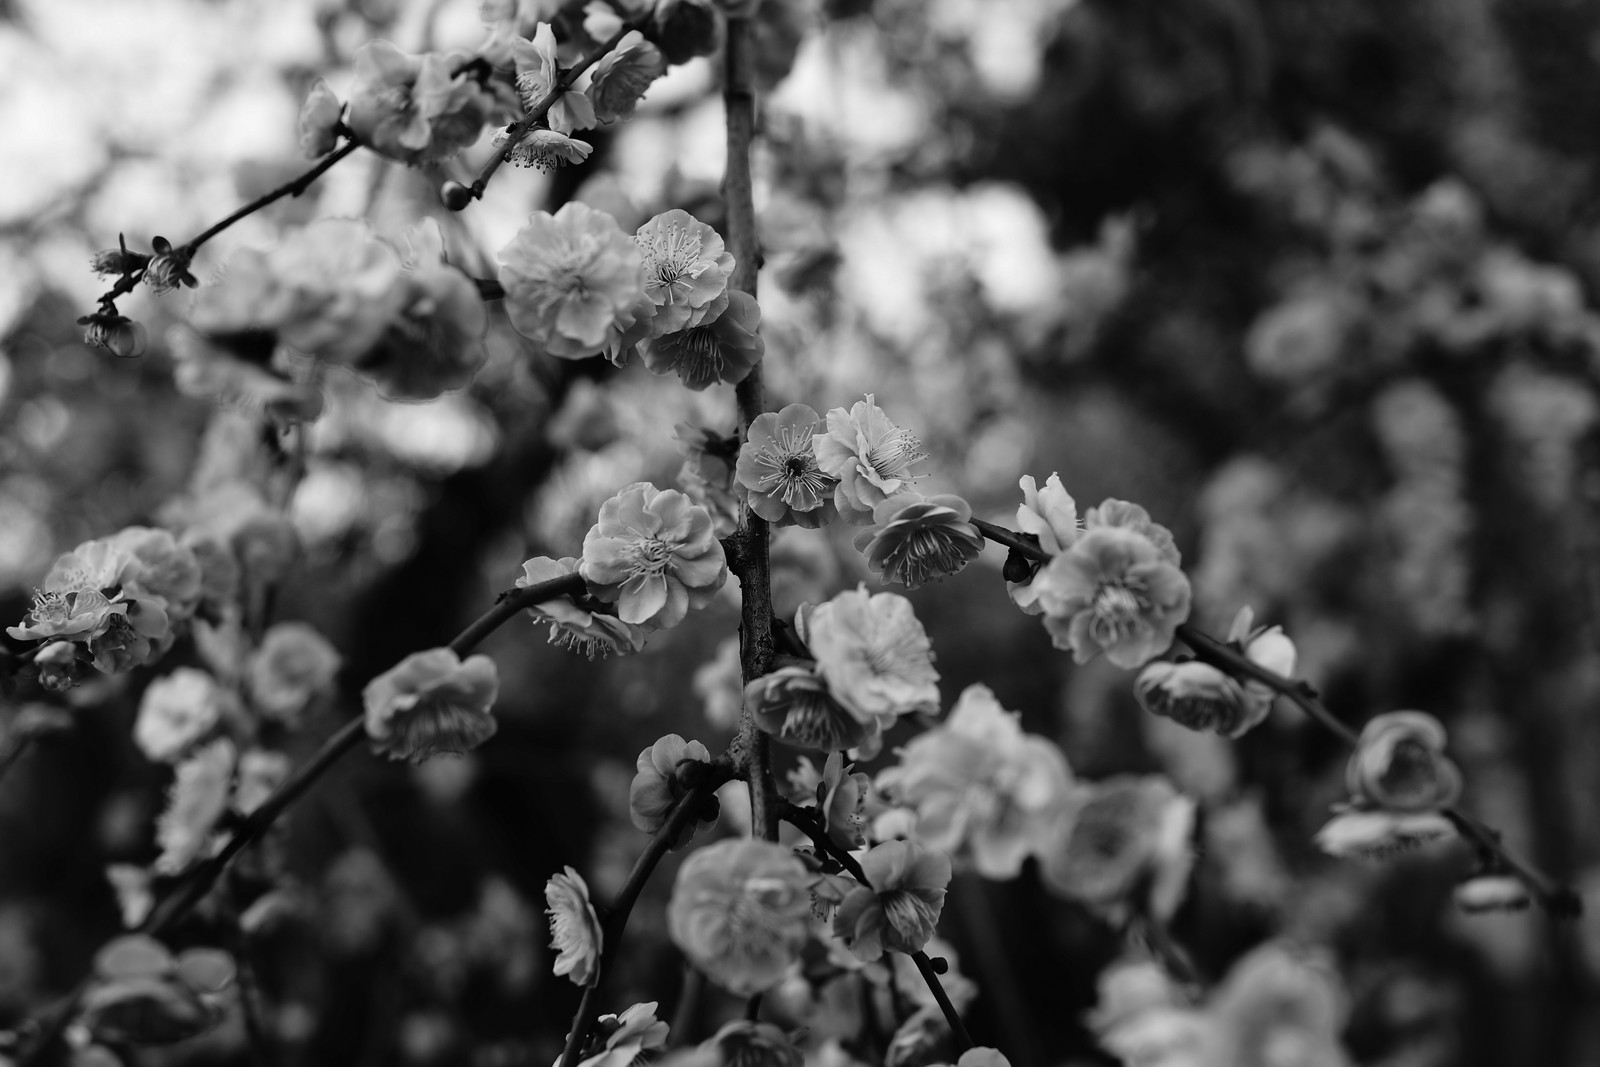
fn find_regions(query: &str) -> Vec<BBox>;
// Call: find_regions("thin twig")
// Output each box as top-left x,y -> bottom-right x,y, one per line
557,766 -> 733,1067
181,142 -> 360,256
778,801 -> 974,1051
971,518 -> 1581,915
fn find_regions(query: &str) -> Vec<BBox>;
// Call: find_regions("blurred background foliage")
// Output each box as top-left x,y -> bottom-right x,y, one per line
5,0 -> 1600,1064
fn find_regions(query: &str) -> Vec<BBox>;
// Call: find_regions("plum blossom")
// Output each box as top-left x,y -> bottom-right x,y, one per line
518,556 -> 646,658
263,219 -> 409,365
348,219 -> 487,401
1313,809 -> 1456,860
579,1001 -> 670,1067
1134,661 -> 1256,738
498,202 -> 648,360
832,840 -> 951,962
666,838 -> 814,995
154,739 -> 237,875
677,1021 -> 802,1067
855,492 -> 984,589
1344,710 -> 1462,812
587,31 -> 666,124
1040,776 -> 1195,923
546,866 -> 603,987
1031,527 -> 1192,669
800,586 -> 939,724
346,42 -> 509,164
501,127 -> 593,171
1200,944 -> 1350,1067
362,648 -> 499,762
876,684 -> 1073,878
297,79 -> 343,158
676,424 -> 743,537
814,396 -> 927,525
512,24 -> 596,134
1007,473 -> 1079,613
1225,605 -> 1297,724
247,622 -> 342,722
80,311 -> 148,357
786,751 -> 871,850
630,734 -> 716,848
233,749 -> 290,816
639,289 -> 764,390
749,666 -> 875,753
580,482 -> 728,630
636,210 -> 734,336
107,527 -> 204,623
1082,499 -> 1180,565
735,403 -> 836,528
136,668 -> 231,764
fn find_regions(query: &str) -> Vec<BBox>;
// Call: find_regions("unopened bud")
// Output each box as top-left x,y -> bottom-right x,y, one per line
440,181 -> 474,212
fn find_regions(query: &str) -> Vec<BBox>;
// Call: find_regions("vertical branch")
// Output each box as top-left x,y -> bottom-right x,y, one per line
722,16 -> 779,842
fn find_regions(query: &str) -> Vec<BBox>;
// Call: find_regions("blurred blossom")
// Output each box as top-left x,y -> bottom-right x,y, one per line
666,838 -> 814,995
323,849 -> 400,956
801,586 -> 939,724
630,734 -> 716,847
636,210 -> 734,336
1313,809 -> 1456,860
675,423 -> 743,537
1032,527 -> 1192,670
247,621 -> 341,722
832,840 -> 950,962
351,219 -> 488,401
671,1020 -> 803,1067
1454,872 -> 1531,914
264,218 -> 408,364
233,749 -> 289,816
787,751 -> 870,850
581,482 -> 728,629
106,865 -> 155,929
135,668 -> 231,764
1345,711 -> 1462,813
1225,606 -> 1297,722
546,866 -> 603,987
877,684 -> 1072,878
815,395 -> 927,526
362,648 -> 499,762
154,739 -> 236,875
693,636 -> 744,729
855,492 -> 983,589
588,31 -> 667,124
1134,661 -> 1254,738
750,666 -> 876,753
640,289 -> 765,390
652,0 -> 725,65
1200,943 -> 1350,1067
736,402 -> 836,527
1082,500 -> 1181,566
579,1001 -> 671,1067
1007,473 -> 1079,614
1041,776 -> 1195,923
498,202 -> 648,360
1244,289 -> 1351,385
297,78 -> 342,158
347,42 -> 509,164
513,24 -> 597,135
518,556 -> 647,658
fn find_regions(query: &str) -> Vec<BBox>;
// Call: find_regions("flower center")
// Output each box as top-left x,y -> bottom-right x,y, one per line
864,428 -> 926,481
1089,582 -> 1150,646
631,538 -> 673,575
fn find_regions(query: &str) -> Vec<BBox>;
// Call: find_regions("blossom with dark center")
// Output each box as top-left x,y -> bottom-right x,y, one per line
1345,710 -> 1462,812
639,288 -> 764,390
587,31 -> 666,125
735,403 -> 836,528
749,666 -> 876,753
855,492 -> 984,589
1312,808 -> 1456,859
832,840 -> 951,962
518,556 -> 646,659
511,23 -> 595,134
362,647 -> 499,762
1031,526 -> 1191,670
1133,660 -> 1258,738
579,482 -> 727,630
143,237 -> 197,294
636,209 -> 733,336
79,310 -> 148,358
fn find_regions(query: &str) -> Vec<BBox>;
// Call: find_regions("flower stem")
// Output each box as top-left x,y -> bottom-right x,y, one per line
180,141 -> 360,256
557,764 -> 734,1067
777,802 -> 974,1051
463,26 -> 632,205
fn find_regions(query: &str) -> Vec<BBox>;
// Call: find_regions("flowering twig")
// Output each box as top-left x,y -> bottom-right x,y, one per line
718,8 -> 781,846
453,26 -> 633,208
181,141 -> 360,257
557,761 -> 734,1067
777,801 -> 975,1051
969,520 -> 1583,916
14,571 -> 595,1066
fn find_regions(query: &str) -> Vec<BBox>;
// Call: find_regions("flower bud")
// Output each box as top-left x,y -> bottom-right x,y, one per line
1345,710 -> 1462,812
1134,660 -> 1257,737
439,180 -> 474,212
